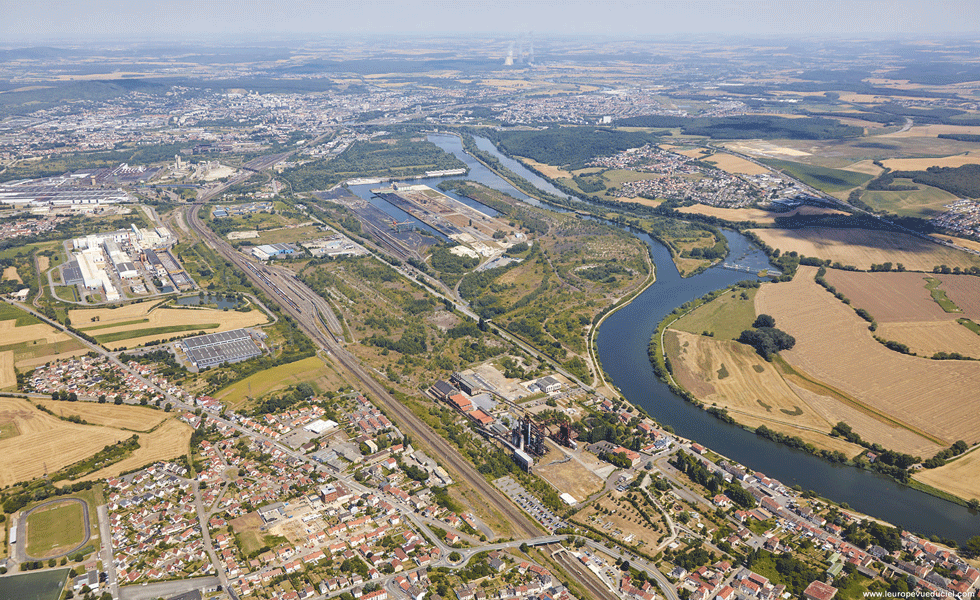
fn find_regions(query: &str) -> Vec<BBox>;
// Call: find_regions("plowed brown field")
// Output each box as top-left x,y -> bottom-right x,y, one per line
755,266 -> 980,448
824,270 -> 980,323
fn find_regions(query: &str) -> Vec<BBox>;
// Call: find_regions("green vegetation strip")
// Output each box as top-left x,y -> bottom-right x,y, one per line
94,323 -> 220,344
957,318 -> 980,335
78,318 -> 150,331
924,277 -> 962,313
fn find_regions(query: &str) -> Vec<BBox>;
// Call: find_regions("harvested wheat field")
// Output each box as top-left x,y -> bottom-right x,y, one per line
666,331 -> 832,429
935,275 -> 980,316
0,351 -> 14,389
933,234 -> 980,254
678,205 -> 844,225
72,305 -> 267,335
35,400 -> 169,431
823,270 -> 980,322
913,449 -> 980,502
756,266 -> 980,448
876,321 -> 980,359
71,303 -> 269,350
75,419 -> 192,483
517,157 -> 572,179
0,320 -> 72,346
748,227 -> 980,271
705,153 -> 771,175
2,266 -> 22,283
881,153 -> 980,171
0,396 -> 130,486
783,379 -> 939,457
70,301 -> 160,326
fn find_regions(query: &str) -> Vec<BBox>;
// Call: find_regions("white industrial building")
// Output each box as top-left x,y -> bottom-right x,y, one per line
76,247 -> 120,302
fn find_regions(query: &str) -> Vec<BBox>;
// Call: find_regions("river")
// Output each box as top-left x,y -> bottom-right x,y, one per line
372,132 -> 978,542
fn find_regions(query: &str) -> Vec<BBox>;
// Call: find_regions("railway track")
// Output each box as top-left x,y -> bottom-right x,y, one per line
546,543 -> 620,600
185,202 -> 540,539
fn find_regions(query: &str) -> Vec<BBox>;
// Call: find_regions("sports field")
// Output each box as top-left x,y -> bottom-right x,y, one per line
748,227 -> 980,271
0,569 -> 70,600
25,500 -> 86,558
756,266 -> 980,450
0,397 -> 130,486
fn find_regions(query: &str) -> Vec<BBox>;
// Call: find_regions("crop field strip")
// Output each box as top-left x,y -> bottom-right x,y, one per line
823,270 -> 980,357
748,227 -> 980,271
0,397 -> 131,486
755,266 -> 980,449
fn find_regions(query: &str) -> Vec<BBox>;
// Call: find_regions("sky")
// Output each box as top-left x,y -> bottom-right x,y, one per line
1,0 -> 977,43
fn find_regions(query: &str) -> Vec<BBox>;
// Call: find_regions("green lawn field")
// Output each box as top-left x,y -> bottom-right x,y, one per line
25,501 -> 86,558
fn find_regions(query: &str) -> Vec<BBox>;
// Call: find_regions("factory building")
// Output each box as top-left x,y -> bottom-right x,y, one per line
181,329 -> 263,369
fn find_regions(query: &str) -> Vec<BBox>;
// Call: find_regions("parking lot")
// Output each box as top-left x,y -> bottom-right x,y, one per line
494,476 -> 567,533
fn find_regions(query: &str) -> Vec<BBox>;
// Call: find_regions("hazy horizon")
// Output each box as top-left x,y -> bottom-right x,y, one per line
2,0 -> 978,45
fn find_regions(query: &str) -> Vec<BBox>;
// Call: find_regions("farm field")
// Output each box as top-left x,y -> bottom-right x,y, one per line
664,331 -> 838,436
913,448 -> 980,503
822,270 -> 980,322
0,396 -> 130,487
860,183 -> 958,218
670,286 -> 758,340
822,270 -> 980,357
677,204 -> 844,225
3,265 -> 22,282
881,153 -> 980,170
0,351 -> 15,389
748,227 -> 980,271
0,319 -> 73,346
703,152 -> 771,175
214,355 -> 347,409
933,234 -> 980,254
0,569 -> 70,600
516,157 -> 572,179
876,321 -> 980,359
755,266 -> 980,450
71,303 -> 269,350
35,400 -> 170,432
25,500 -> 86,558
759,158 -> 873,193
77,419 -> 192,483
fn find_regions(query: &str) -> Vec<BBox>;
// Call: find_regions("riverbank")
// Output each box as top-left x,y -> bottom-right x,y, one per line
434,131 -> 980,542
650,283 -> 979,510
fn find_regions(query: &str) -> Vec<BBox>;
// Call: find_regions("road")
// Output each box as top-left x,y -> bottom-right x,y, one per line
97,504 -> 120,600
184,201 -> 542,539
117,577 -> 220,600
16,498 -> 91,562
